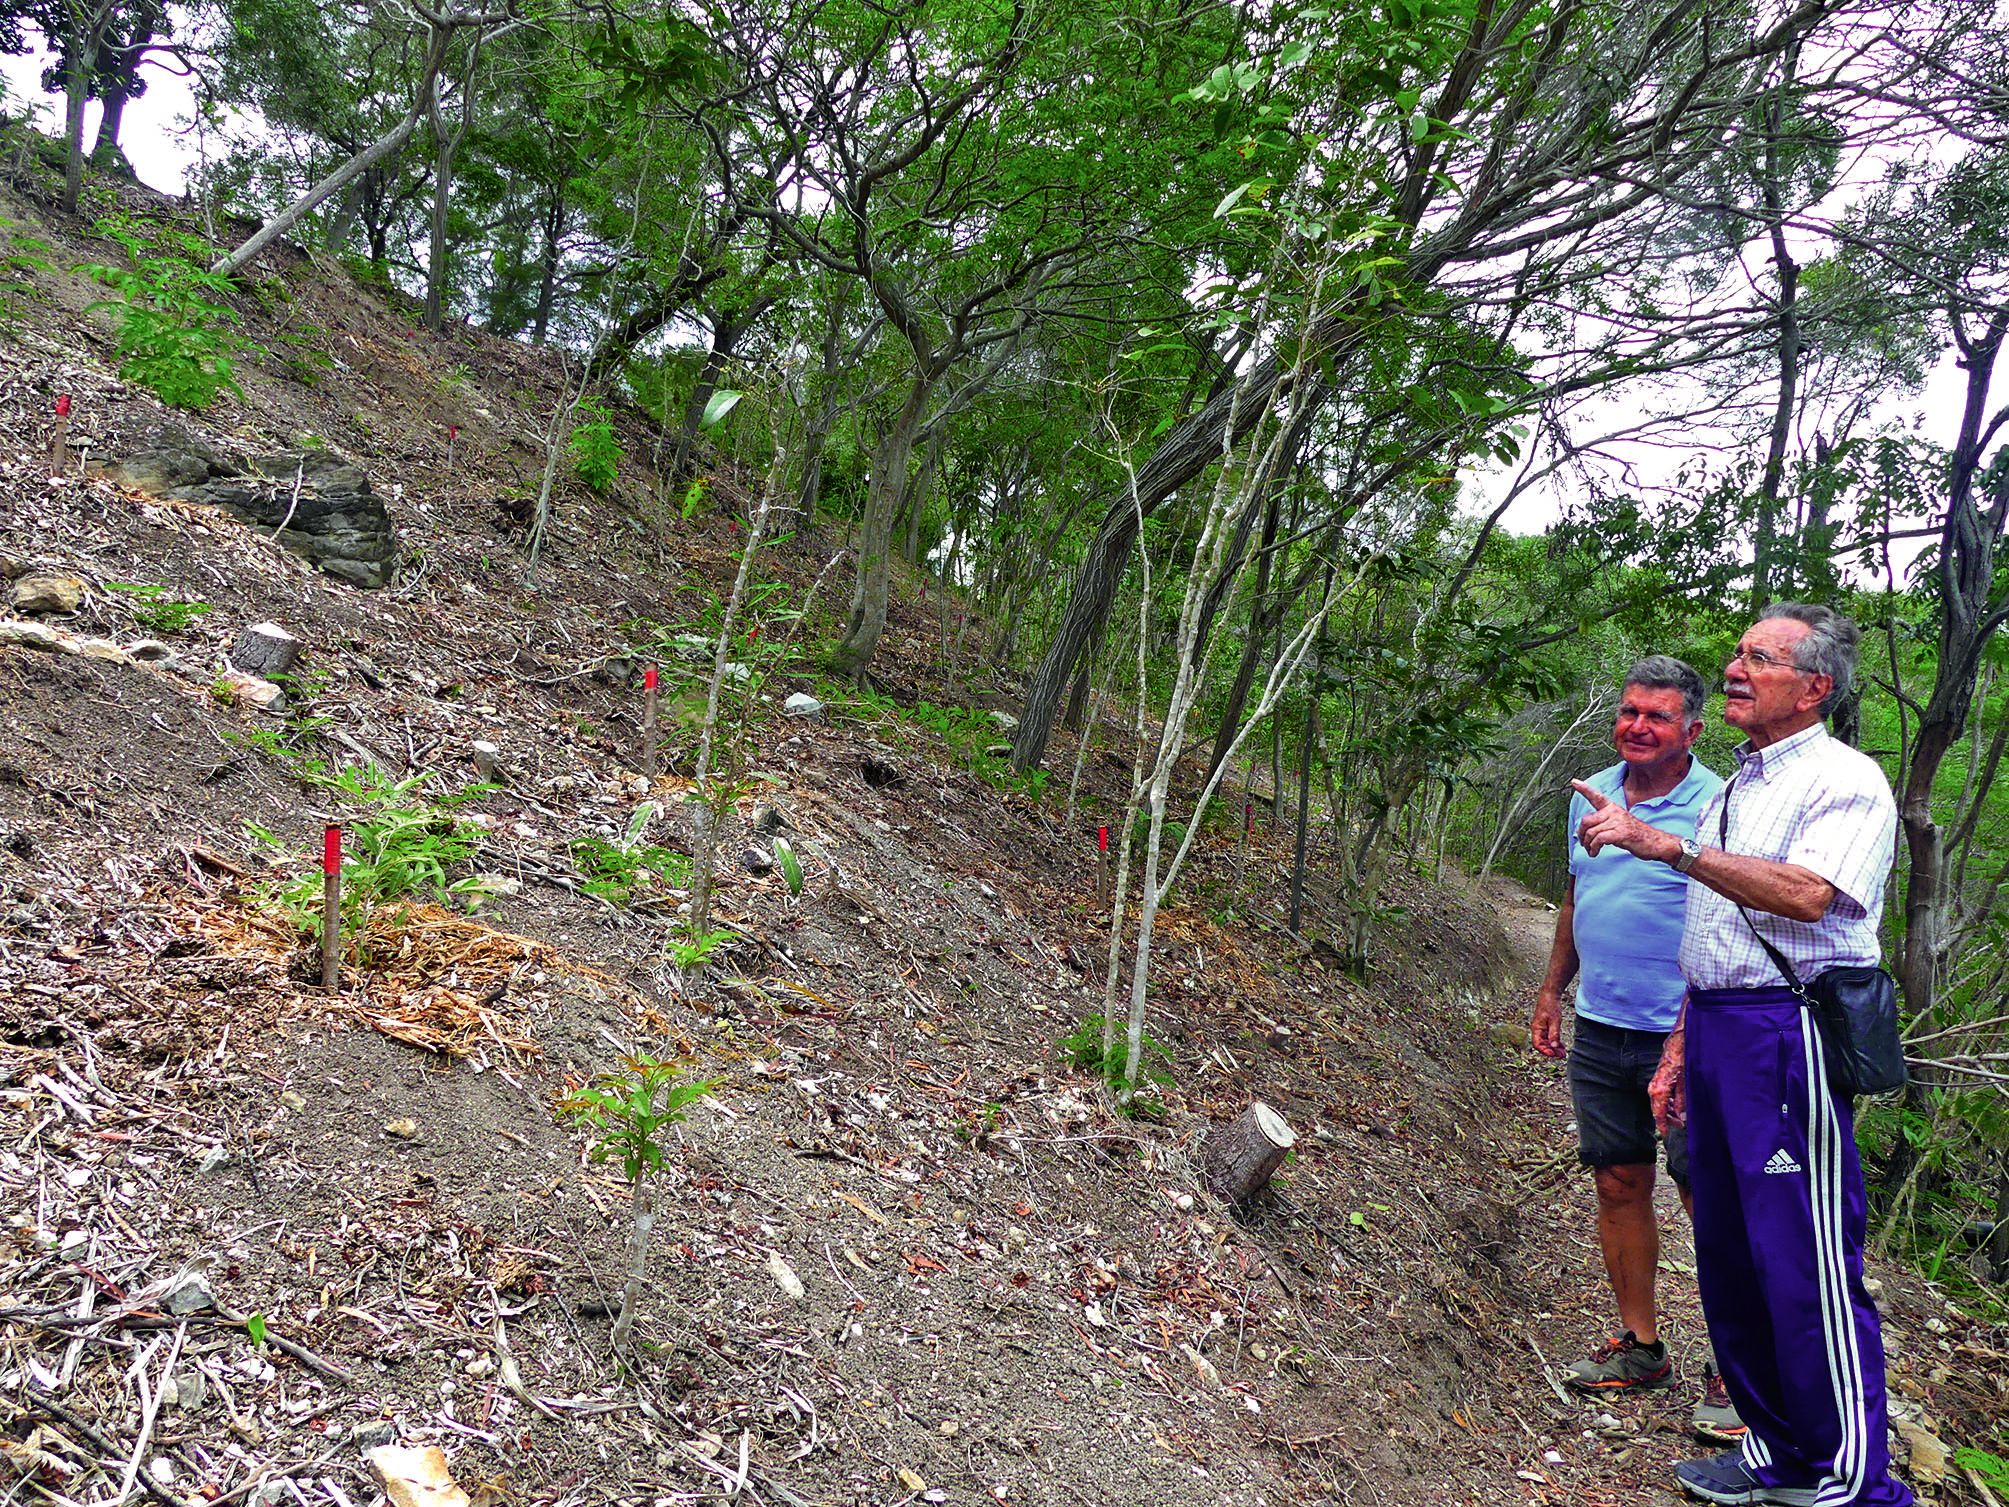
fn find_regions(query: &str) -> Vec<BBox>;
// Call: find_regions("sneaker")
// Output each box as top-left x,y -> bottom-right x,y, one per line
1673,1450 -> 1816,1505
1565,1331 -> 1673,1392
1692,1361 -> 1748,1443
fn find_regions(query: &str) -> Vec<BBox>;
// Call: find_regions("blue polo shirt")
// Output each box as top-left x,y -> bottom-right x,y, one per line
1566,756 -> 1723,1033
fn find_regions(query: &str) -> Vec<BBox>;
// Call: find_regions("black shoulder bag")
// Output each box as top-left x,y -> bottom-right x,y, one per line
1718,790 -> 1907,1099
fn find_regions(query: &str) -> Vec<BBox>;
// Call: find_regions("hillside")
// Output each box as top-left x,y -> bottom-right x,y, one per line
2,181 -> 2005,1507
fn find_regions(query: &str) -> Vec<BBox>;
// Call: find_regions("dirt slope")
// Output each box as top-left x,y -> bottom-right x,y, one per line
2,181 -> 2004,1507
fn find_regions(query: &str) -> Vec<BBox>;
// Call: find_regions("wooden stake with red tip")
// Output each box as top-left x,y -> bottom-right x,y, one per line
640,665 -> 660,778
321,825 -> 342,991
50,394 -> 70,477
1096,824 -> 1110,909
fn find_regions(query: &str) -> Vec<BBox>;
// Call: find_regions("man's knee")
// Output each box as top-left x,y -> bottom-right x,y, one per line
1592,1162 -> 1655,1206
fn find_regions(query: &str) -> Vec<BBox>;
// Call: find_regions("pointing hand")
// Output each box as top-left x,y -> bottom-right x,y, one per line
1572,780 -> 1678,864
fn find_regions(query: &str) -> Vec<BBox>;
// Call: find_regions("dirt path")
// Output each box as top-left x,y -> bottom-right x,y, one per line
1469,872 -> 1710,1507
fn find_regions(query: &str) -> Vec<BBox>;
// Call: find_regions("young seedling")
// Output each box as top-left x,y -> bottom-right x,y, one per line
556,1056 -> 717,1351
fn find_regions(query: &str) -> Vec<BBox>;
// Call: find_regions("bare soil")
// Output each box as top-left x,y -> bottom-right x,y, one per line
2,170 -> 2005,1507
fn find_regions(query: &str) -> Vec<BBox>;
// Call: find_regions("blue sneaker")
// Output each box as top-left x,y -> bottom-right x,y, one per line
1673,1451 -> 1816,1506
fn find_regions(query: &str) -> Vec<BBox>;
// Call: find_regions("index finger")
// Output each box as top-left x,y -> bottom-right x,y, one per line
1570,779 -> 1613,810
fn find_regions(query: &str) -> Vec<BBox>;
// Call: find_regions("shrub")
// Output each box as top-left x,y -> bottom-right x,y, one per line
80,216 -> 256,410
570,400 -> 621,492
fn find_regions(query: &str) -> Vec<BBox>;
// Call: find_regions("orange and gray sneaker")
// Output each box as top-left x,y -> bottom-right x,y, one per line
1565,1331 -> 1673,1392
1691,1360 -> 1747,1442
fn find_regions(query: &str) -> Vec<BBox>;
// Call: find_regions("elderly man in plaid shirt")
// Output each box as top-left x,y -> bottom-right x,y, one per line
1571,603 -> 1911,1507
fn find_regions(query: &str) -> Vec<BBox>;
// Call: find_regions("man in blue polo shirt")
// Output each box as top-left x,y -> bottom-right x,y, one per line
1530,656 -> 1739,1440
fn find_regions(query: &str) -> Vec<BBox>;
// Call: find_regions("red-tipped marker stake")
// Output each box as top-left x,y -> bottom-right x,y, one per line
49,394 -> 71,477
1096,824 -> 1111,908
640,665 -> 660,778
321,824 -> 342,991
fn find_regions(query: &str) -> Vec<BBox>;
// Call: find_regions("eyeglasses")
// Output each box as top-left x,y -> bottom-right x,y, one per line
1728,647 -> 1805,673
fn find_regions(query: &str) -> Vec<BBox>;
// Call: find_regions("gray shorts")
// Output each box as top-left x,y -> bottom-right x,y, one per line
1568,1016 -> 1689,1187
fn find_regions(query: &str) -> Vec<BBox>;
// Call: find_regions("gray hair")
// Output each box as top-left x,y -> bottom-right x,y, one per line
1762,601 -> 1859,717
1624,655 -> 1706,723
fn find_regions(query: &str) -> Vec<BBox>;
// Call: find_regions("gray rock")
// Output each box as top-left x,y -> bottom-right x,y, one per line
127,638 -> 177,662
782,692 -> 825,720
349,1420 -> 397,1449
166,1370 -> 209,1410
164,1272 -> 214,1314
11,573 -> 83,614
742,846 -> 775,875
0,619 -> 66,652
107,435 -> 398,588
470,741 -> 501,779
750,803 -> 787,834
100,430 -> 239,493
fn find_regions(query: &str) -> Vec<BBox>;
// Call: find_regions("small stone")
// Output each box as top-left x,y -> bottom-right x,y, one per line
10,574 -> 83,614
0,551 -> 25,579
896,1470 -> 927,1493
214,669 -> 286,712
750,803 -> 787,834
742,846 -> 775,875
465,1354 -> 494,1378
127,638 -> 177,662
249,1479 -> 288,1507
164,1273 -> 214,1314
938,1420 -> 959,1436
0,619 -> 67,652
75,637 -> 131,664
782,692 -> 825,720
384,1117 -> 419,1139
167,1370 -> 209,1410
767,1251 -> 805,1300
198,1145 -> 231,1174
278,1090 -> 306,1112
350,1420 -> 397,1449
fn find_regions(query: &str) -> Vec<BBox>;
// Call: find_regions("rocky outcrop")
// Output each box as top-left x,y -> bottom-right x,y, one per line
104,433 -> 399,589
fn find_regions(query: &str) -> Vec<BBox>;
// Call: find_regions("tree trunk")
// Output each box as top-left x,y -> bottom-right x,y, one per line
60,12 -> 105,215
212,17 -> 464,278
531,193 -> 563,345
830,376 -> 930,676
424,43 -> 483,334
1750,54 -> 1805,610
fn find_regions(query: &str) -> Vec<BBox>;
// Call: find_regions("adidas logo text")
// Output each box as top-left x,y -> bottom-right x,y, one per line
1764,1149 -> 1803,1176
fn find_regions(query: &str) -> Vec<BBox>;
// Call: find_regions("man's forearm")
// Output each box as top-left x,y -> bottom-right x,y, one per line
1629,828 -> 1836,923
1539,896 -> 1579,999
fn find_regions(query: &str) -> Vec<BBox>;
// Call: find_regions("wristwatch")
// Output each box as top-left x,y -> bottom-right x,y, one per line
1672,837 -> 1703,874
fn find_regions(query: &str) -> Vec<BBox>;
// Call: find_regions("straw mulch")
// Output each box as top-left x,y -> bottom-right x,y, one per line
191,899 -> 567,1059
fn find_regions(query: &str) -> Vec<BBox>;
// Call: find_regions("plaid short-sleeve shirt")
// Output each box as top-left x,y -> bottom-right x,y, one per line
1677,723 -> 1897,991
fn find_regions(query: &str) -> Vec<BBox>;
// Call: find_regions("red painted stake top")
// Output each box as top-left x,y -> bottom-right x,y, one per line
323,825 -> 342,875
448,423 -> 459,441
55,394 -> 70,417
644,666 -> 659,691
1097,825 -> 1109,853
1245,800 -> 1253,832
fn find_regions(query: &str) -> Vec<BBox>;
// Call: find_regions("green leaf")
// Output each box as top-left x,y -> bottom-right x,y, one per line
700,390 -> 744,429
246,1312 -> 268,1346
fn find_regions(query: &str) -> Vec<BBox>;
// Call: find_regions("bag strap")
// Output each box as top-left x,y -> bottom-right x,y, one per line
1718,781 -> 1811,1000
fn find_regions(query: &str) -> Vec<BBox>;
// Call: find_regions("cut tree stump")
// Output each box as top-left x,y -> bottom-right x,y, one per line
230,621 -> 302,679
1203,1101 -> 1297,1205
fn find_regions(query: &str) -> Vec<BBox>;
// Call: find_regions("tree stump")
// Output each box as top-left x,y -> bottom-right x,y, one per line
1203,1101 -> 1296,1205
230,621 -> 302,679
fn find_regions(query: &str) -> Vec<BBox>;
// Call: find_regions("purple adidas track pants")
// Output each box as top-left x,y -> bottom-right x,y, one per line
1686,986 -> 1913,1507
